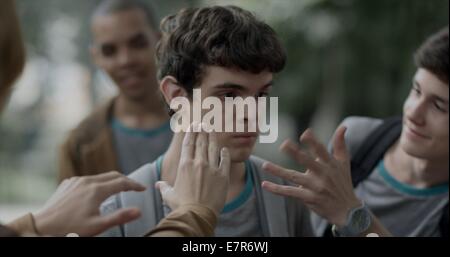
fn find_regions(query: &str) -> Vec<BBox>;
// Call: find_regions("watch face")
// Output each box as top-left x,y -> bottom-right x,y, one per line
335,204 -> 372,236
351,208 -> 370,232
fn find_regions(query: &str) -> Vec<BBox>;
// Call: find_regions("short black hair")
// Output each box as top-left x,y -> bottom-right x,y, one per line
92,0 -> 158,30
414,26 -> 449,84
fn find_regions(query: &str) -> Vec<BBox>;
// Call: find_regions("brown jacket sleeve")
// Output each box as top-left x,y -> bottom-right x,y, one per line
146,204 -> 218,237
0,225 -> 19,237
6,213 -> 39,236
58,138 -> 80,183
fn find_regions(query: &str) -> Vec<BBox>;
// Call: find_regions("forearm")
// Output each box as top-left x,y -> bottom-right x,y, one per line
146,204 -> 218,237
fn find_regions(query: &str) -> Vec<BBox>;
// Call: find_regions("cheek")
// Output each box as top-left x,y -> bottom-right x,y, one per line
138,51 -> 156,67
99,59 -> 118,74
432,119 -> 449,140
434,132 -> 449,156
403,95 -> 414,114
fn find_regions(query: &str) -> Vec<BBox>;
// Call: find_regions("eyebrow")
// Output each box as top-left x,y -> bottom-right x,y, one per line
128,32 -> 147,42
94,31 -> 147,48
413,80 -> 449,104
213,81 -> 274,91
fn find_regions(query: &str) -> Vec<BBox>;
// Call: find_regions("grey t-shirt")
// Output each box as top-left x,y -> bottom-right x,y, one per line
355,160 -> 448,236
111,118 -> 173,175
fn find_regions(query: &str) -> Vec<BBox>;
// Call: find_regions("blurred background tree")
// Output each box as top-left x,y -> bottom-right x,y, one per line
0,0 -> 448,221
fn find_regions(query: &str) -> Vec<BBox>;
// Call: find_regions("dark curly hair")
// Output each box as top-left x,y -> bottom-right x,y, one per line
156,5 -> 286,96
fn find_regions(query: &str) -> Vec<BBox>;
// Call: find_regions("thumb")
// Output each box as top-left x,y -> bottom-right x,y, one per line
93,208 -> 141,236
333,126 -> 349,163
155,181 -> 174,205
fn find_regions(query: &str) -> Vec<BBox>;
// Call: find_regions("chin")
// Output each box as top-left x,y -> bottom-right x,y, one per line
399,133 -> 432,159
124,89 -> 149,101
229,147 -> 254,162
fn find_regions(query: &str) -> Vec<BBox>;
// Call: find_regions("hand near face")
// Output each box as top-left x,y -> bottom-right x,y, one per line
156,123 -> 231,216
262,126 -> 362,227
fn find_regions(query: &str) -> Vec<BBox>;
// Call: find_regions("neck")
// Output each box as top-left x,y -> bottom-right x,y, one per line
161,132 -> 247,202
114,92 -> 168,129
385,142 -> 449,188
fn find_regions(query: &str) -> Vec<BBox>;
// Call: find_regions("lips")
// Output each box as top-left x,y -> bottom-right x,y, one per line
229,133 -> 257,147
117,70 -> 145,87
233,132 -> 258,138
404,123 -> 430,140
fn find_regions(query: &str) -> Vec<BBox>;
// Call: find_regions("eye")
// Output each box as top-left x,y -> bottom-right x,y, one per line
101,44 -> 116,57
129,34 -> 149,49
410,86 -> 422,97
434,102 -> 448,113
224,92 -> 237,98
256,92 -> 269,98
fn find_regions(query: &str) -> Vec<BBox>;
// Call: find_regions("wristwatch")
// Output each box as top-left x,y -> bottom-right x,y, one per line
332,201 -> 372,237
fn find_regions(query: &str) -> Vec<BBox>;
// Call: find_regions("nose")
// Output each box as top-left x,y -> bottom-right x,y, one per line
117,47 -> 134,67
406,97 -> 427,127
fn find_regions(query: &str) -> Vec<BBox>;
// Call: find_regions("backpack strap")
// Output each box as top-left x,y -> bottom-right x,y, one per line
350,116 -> 402,187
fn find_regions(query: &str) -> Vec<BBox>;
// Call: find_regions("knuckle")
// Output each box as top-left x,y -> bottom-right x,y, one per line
180,158 -> 193,167
79,176 -> 90,185
316,183 -> 326,194
183,139 -> 193,147
111,171 -> 121,176
194,159 -> 208,168
87,184 -> 100,197
289,172 -> 298,183
118,178 -> 129,189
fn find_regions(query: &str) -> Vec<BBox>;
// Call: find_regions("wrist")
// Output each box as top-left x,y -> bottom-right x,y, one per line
32,211 -> 52,236
332,200 -> 372,237
29,213 -> 42,236
334,198 -> 363,228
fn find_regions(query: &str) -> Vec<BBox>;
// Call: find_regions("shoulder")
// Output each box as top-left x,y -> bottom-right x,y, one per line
63,99 -> 114,148
338,116 -> 384,157
340,116 -> 383,134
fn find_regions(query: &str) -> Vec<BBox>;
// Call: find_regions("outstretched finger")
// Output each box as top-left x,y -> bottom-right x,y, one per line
280,140 -> 323,172
332,126 -> 349,164
300,129 -> 332,163
181,123 -> 198,160
261,181 -> 315,204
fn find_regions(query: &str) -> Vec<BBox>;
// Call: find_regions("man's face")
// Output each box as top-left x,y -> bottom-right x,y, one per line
196,66 -> 273,163
91,8 -> 159,101
400,68 -> 449,160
